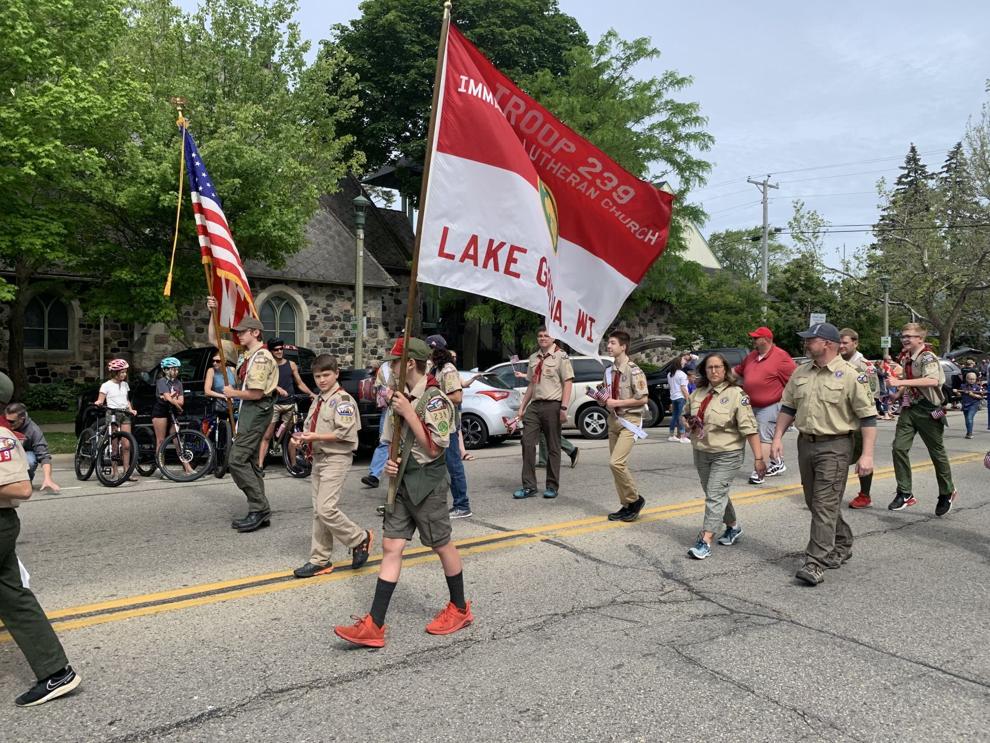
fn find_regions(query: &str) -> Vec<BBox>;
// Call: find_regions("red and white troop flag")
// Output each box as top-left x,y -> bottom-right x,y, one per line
183,127 -> 257,330
418,25 -> 673,355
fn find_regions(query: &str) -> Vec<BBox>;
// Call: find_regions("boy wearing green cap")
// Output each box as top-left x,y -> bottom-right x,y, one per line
334,337 -> 473,648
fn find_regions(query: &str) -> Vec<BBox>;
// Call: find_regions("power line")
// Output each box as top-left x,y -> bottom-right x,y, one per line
706,200 -> 762,216
782,222 -> 990,236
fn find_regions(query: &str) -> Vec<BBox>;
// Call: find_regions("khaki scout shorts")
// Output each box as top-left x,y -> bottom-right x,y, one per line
383,483 -> 452,548
270,403 -> 296,427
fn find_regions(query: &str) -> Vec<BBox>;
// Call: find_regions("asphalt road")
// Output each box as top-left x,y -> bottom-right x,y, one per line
2,413 -> 989,742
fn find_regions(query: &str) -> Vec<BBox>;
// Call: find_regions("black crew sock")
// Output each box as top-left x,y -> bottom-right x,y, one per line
445,571 -> 466,610
858,472 -> 873,496
369,578 -> 397,628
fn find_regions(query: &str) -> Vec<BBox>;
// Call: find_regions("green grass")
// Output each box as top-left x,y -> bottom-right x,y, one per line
46,432 -> 78,455
30,409 -> 76,425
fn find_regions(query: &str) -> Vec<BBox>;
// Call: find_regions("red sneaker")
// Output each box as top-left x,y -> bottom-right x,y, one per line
334,614 -> 386,648
849,493 -> 872,509
425,601 -> 474,635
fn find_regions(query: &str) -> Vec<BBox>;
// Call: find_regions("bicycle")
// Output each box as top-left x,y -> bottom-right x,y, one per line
273,396 -> 312,479
156,407 -> 214,482
200,409 -> 233,479
73,407 -> 139,487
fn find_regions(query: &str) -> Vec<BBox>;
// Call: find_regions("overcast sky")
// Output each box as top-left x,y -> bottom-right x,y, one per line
179,0 -> 990,268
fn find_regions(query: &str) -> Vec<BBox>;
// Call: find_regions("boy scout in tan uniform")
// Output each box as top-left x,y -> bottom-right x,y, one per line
514,327 -> 574,500
772,323 -> 877,586
207,300 -> 280,533
291,355 -> 373,579
886,322 -> 956,515
603,331 -> 650,522
683,353 -> 765,559
334,337 -> 473,648
0,372 -> 81,707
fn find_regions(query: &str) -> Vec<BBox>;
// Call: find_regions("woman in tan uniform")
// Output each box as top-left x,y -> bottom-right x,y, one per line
683,353 -> 766,559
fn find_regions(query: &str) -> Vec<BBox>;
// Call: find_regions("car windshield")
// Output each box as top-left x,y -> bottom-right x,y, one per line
475,373 -> 510,390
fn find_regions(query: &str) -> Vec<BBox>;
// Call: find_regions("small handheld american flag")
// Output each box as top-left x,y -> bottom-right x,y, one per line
586,383 -> 609,405
930,407 -> 946,421
984,450 -> 990,470
502,416 -> 522,434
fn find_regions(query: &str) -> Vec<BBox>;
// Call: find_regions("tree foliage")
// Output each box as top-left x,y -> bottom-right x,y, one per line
707,226 -> 790,284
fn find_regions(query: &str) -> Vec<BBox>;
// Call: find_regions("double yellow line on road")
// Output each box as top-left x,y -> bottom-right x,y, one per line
2,452 -> 983,641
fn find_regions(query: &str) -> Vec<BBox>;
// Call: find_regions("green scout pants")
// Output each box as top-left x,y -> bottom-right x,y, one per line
0,509 -> 69,680
693,447 -> 744,535
797,434 -> 854,569
522,400 -> 562,490
892,403 -> 954,497
537,432 -> 576,465
229,396 -> 273,513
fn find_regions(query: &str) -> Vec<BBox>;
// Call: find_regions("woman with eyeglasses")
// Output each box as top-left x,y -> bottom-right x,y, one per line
682,352 -> 765,560
204,349 -> 238,414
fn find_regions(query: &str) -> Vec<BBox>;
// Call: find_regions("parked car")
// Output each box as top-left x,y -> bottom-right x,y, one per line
75,346 -> 380,448
458,371 -> 521,449
484,356 -> 618,439
940,358 -> 962,404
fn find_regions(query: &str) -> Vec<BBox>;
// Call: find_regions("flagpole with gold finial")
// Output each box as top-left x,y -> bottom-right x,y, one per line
384,0 -> 453,513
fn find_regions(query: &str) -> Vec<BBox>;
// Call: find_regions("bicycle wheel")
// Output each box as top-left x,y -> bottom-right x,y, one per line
281,427 -> 311,478
213,420 -> 232,479
74,427 -> 97,481
133,425 -> 158,477
95,431 -> 138,487
157,429 -> 214,482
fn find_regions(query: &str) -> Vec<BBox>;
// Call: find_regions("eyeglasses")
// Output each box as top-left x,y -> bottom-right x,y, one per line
705,365 -> 724,371
901,334 -> 921,339
212,359 -> 221,363
4,417 -> 22,427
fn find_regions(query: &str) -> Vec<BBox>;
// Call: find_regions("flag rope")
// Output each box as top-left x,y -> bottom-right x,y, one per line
163,115 -> 187,297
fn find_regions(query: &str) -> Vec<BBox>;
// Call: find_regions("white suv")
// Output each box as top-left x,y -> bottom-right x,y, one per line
483,356 -> 614,439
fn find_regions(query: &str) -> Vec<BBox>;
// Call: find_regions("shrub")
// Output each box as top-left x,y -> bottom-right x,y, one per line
24,381 -> 84,412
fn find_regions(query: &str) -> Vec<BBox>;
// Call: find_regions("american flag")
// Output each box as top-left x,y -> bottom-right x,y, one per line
587,382 -> 609,405
183,127 -> 257,330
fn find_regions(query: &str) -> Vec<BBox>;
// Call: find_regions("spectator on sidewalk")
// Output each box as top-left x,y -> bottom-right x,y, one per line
2,404 -> 60,493
667,355 -> 691,443
733,326 -> 797,484
960,371 -> 984,439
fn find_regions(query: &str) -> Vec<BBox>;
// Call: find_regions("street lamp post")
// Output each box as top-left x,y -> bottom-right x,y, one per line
353,195 -> 371,369
879,274 -> 891,358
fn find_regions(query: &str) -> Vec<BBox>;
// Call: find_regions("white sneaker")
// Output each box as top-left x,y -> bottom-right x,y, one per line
679,436 -> 692,444
667,435 -> 680,442
766,459 -> 787,477
748,471 -> 765,485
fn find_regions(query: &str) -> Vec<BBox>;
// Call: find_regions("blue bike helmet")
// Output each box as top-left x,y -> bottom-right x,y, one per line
160,356 -> 181,369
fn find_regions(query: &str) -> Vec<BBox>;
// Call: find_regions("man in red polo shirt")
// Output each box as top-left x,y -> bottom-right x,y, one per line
734,326 -> 797,484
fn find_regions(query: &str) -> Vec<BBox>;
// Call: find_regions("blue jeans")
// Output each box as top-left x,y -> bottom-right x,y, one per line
446,430 -> 469,510
963,405 -> 978,435
26,451 -> 38,482
669,398 -> 686,435
368,411 -> 390,478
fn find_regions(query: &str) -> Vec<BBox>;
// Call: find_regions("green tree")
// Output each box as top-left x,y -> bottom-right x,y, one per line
0,0 -> 145,394
707,226 -> 790,283
329,0 -> 587,181
766,256 -> 839,355
868,140 -> 990,351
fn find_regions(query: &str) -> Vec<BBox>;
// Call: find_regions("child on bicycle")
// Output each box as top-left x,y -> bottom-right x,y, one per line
153,357 -> 192,477
95,359 -> 138,481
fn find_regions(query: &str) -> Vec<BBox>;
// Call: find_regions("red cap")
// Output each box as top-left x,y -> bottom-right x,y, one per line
388,337 -> 404,358
748,326 -> 774,339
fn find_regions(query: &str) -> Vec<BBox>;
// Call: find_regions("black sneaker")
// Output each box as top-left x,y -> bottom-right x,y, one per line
888,492 -> 918,511
352,530 -> 374,569
361,475 -> 380,488
607,505 -> 630,521
15,666 -> 81,707
620,496 -> 645,522
935,491 -> 957,517
293,561 -> 334,579
795,563 -> 825,586
569,448 -> 580,468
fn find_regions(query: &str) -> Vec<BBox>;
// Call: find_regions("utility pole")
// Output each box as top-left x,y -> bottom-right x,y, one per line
352,194 -> 371,369
748,175 -> 779,319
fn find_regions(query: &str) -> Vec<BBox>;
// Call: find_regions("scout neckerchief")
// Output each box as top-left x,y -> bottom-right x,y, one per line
238,345 -> 266,390
696,387 -> 717,423
531,344 -> 557,384
611,368 -> 621,399
899,343 -> 933,404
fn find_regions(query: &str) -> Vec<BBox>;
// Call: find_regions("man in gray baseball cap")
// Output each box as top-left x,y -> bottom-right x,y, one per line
797,322 -> 842,343
0,372 -> 82,706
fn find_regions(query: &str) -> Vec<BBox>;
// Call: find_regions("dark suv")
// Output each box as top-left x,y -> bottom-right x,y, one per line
75,346 -> 380,448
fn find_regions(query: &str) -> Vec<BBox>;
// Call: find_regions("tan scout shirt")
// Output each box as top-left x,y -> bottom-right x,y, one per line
847,351 -> 879,396
685,382 -> 758,453
305,385 -> 361,456
609,358 -> 649,419
902,347 -> 945,406
434,360 -> 463,427
0,427 -> 29,509
780,356 -> 876,436
381,376 -> 454,465
241,347 -> 279,395
526,345 -> 574,401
